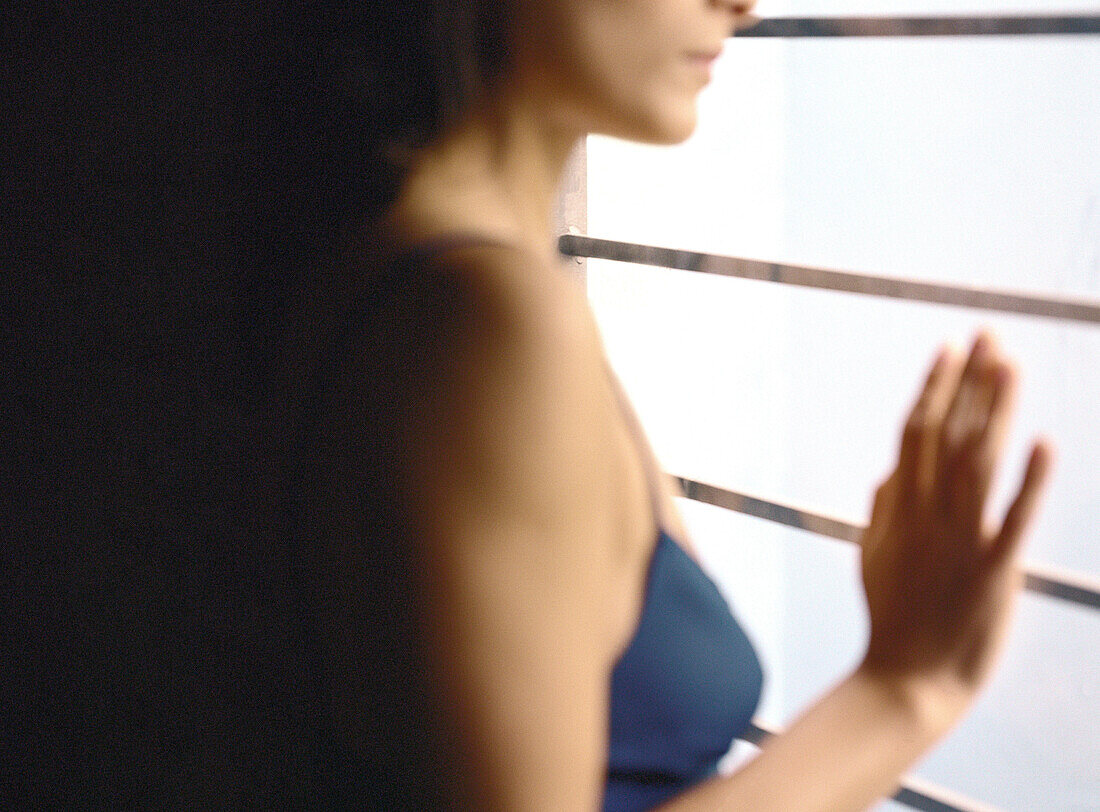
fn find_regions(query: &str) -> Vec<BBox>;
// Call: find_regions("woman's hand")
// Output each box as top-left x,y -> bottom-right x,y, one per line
858,332 -> 1054,719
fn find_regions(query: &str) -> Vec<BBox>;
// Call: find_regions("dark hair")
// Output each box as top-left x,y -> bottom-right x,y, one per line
265,3 -> 514,263
3,3 -> 509,806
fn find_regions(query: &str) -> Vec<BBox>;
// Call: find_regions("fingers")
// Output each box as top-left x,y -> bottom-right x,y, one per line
988,440 -> 1055,569
940,333 -> 996,457
894,331 -> 1047,551
952,349 -> 1019,531
897,344 -> 964,502
936,332 -> 1017,530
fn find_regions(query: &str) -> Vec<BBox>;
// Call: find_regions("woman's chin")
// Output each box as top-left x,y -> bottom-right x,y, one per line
600,103 -> 699,146
650,112 -> 699,145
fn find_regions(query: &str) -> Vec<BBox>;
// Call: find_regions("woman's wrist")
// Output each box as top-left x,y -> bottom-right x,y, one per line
851,661 -> 972,743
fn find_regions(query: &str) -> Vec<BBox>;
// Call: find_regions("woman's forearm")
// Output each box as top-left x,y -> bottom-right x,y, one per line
660,666 -> 962,812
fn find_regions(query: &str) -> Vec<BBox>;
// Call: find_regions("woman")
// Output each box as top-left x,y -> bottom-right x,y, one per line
5,1 -> 1053,808
299,0 -> 1056,809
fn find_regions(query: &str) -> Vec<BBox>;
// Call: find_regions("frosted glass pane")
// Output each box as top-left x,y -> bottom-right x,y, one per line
766,0 -> 1100,14
779,37 -> 1100,299
588,257 -> 1099,578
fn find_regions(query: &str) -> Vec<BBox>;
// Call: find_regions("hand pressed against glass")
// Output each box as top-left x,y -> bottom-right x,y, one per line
861,334 -> 1054,707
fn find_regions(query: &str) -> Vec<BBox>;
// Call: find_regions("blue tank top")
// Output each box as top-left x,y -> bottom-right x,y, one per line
372,235 -> 765,810
604,529 -> 763,810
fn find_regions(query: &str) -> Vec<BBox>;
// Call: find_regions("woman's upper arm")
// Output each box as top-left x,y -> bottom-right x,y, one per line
325,246 -> 626,809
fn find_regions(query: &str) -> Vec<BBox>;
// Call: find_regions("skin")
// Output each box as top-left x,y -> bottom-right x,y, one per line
342,0 -> 1057,807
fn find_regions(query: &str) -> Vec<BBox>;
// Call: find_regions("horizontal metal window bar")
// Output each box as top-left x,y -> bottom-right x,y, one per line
558,235 -> 1100,326
676,477 -> 1100,612
733,14 -> 1100,38
744,721 -> 1004,812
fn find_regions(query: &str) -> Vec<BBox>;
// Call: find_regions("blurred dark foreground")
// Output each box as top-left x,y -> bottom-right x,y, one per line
2,4 -> 444,806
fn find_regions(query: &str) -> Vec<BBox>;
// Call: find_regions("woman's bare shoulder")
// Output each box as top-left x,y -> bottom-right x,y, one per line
398,240 -> 621,517
306,239 -> 648,807
318,232 -> 636,540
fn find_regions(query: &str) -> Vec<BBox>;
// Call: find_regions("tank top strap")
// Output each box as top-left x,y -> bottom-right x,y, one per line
601,360 -> 670,537
387,233 -> 671,535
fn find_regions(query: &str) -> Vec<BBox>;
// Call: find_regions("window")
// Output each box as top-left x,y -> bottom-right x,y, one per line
561,3 -> 1100,808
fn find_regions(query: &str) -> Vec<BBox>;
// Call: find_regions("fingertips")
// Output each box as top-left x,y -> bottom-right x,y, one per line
1025,438 -> 1057,497
1033,436 -> 1056,469
938,333 -> 1010,519
928,344 -> 952,381
959,331 -> 996,396
952,358 -> 1018,531
897,344 -> 964,493
918,343 -> 961,401
988,359 -> 1018,426
975,357 -> 1019,464
944,332 -> 997,440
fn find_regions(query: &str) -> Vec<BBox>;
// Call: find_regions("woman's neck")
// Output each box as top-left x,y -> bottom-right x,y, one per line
393,91 -> 582,267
